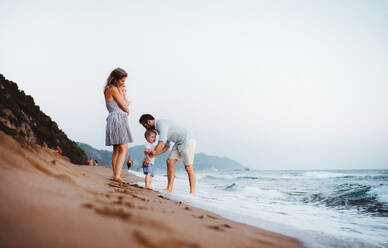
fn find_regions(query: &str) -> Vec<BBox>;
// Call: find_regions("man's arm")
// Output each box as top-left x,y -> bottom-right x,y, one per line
149,141 -> 169,158
143,141 -> 170,166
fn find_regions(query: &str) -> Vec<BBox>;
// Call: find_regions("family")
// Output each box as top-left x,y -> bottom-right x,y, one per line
104,68 -> 196,195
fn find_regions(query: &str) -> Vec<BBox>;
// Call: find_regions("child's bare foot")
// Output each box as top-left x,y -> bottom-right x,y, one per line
161,188 -> 172,193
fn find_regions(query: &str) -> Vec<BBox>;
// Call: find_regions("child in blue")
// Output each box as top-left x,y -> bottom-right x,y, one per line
143,129 -> 157,189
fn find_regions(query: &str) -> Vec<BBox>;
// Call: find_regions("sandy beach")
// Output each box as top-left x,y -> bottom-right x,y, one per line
0,131 -> 303,248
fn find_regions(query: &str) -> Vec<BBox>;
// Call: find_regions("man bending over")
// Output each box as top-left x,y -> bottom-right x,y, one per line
139,114 -> 196,195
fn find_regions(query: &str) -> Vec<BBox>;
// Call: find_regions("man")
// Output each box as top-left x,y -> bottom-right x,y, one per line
139,114 -> 196,195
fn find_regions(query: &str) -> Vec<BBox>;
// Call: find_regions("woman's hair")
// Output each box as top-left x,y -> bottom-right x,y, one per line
104,67 -> 127,92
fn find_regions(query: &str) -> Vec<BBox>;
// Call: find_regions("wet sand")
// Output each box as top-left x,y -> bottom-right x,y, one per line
0,131 -> 304,248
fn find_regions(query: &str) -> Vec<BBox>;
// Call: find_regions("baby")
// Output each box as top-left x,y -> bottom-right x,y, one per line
143,129 -> 157,189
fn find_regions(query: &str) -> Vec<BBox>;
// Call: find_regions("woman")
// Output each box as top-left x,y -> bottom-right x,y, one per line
104,68 -> 133,183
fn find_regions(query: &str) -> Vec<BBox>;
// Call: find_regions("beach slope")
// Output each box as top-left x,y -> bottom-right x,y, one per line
0,131 -> 303,248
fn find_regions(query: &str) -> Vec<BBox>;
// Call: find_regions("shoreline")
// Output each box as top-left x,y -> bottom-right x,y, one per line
0,131 -> 304,248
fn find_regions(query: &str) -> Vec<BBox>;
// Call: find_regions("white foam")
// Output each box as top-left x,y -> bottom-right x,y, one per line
240,185 -> 286,199
369,184 -> 388,203
303,171 -> 348,178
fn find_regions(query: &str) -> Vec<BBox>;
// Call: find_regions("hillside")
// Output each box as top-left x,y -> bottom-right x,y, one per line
78,142 -> 246,172
0,74 -> 88,164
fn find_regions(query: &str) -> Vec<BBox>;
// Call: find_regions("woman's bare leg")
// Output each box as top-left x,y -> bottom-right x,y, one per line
112,145 -> 119,177
113,143 -> 128,183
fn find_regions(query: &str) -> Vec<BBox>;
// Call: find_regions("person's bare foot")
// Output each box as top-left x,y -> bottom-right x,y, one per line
161,188 -> 172,193
114,177 -> 128,184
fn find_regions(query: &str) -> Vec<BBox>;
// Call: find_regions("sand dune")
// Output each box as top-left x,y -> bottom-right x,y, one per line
0,131 -> 304,248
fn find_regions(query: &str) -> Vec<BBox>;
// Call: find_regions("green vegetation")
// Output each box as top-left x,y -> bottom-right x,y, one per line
0,74 -> 88,165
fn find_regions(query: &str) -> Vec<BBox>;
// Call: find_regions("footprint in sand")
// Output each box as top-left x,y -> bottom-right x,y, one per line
130,194 -> 149,202
208,225 -> 224,232
82,202 -> 131,220
82,203 -> 94,209
158,195 -> 169,200
94,206 -> 132,220
191,215 -> 204,219
206,214 -> 218,220
207,224 -> 232,232
133,230 -> 201,248
53,174 -> 75,184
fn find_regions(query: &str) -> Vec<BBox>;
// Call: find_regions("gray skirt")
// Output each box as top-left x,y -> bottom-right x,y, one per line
105,112 -> 133,146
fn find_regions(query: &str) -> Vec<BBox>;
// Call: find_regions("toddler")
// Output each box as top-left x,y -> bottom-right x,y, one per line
143,129 -> 157,189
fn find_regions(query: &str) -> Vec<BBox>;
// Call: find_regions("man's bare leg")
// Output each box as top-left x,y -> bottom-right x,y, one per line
185,165 -> 196,195
163,158 -> 177,193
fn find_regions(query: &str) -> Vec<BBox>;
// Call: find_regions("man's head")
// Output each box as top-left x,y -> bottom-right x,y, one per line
139,114 -> 155,129
145,129 -> 157,144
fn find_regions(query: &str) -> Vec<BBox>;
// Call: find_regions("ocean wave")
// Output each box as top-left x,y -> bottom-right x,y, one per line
303,171 -> 348,178
236,176 -> 259,180
199,175 -> 235,182
200,175 -> 259,183
214,183 -> 287,200
215,183 -> 238,191
368,184 -> 388,203
244,186 -> 286,199
303,184 -> 388,217
224,183 -> 238,191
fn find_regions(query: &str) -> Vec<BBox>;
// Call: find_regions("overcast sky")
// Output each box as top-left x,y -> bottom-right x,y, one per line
1,0 -> 387,170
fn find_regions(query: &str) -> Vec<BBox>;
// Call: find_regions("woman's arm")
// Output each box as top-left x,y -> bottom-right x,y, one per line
123,94 -> 130,106
111,87 -> 129,115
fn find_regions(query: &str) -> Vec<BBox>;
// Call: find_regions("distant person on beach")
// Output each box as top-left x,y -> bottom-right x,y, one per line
139,114 -> 196,195
104,68 -> 133,184
88,158 -> 93,166
94,160 -> 98,166
143,129 -> 158,189
56,146 -> 62,154
126,156 -> 132,170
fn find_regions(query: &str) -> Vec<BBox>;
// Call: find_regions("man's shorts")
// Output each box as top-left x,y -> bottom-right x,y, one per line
143,163 -> 154,177
168,139 -> 196,166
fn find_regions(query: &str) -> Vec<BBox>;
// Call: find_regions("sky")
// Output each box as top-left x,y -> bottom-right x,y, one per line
1,0 -> 387,170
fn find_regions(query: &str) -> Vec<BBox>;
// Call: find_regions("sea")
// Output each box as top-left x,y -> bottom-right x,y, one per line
131,169 -> 388,248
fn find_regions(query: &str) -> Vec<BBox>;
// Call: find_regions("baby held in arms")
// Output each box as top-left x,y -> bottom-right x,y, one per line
143,129 -> 157,189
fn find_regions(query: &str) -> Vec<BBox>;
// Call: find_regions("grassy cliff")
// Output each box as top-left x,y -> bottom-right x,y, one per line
0,74 -> 88,165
